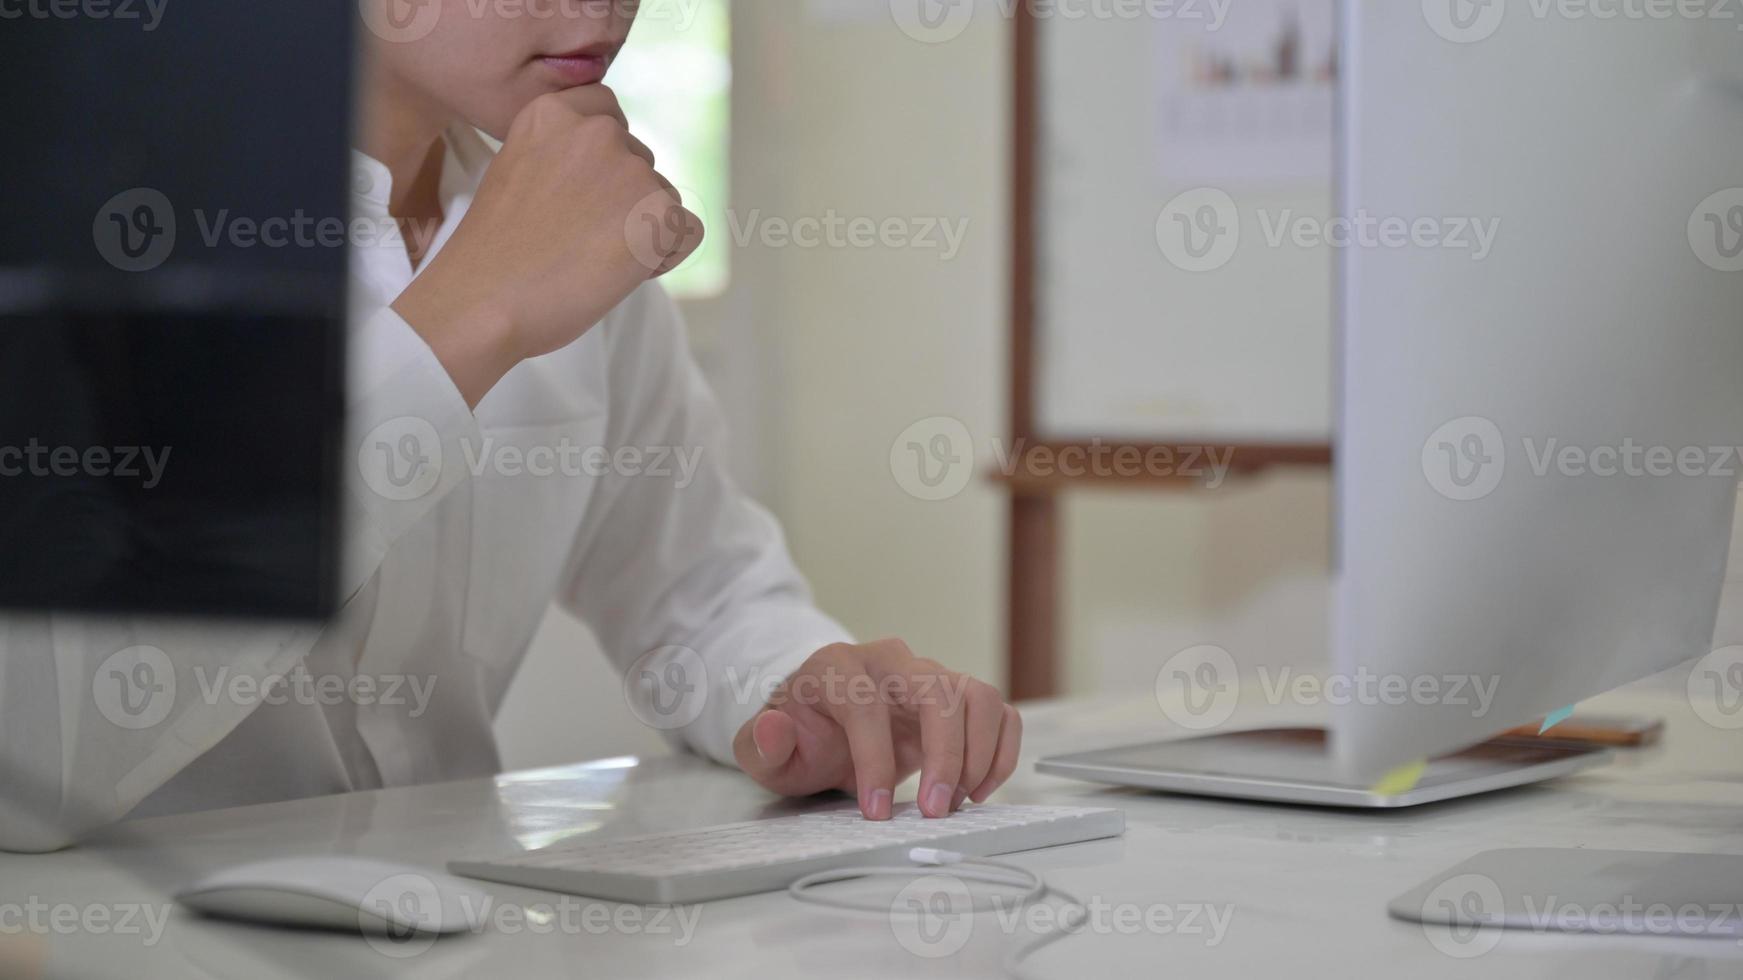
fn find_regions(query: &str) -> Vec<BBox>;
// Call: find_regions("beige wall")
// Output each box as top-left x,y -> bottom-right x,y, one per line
738,8 -> 1009,684
1064,473 -> 1334,697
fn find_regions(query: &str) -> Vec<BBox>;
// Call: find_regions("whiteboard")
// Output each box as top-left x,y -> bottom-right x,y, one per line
1035,1 -> 1336,444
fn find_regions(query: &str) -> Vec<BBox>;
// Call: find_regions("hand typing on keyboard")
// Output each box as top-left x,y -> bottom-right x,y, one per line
730,640 -> 1023,823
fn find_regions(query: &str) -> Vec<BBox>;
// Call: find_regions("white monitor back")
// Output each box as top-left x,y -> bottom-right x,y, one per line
1334,1 -> 1743,779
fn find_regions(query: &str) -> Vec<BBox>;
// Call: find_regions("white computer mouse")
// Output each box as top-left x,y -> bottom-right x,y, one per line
176,857 -> 489,936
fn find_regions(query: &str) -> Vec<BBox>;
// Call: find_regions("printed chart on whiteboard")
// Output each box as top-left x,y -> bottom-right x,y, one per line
1155,0 -> 1338,185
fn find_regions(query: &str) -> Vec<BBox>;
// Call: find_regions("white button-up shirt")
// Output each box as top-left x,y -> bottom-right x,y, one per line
0,127 -> 848,852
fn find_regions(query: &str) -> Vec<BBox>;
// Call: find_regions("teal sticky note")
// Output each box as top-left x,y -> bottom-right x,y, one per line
1539,705 -> 1576,734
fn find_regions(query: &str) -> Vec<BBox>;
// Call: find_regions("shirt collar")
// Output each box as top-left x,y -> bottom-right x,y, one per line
348,125 -> 497,306
350,124 -> 495,220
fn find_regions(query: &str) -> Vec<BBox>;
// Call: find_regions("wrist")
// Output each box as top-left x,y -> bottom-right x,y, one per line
392,282 -> 521,410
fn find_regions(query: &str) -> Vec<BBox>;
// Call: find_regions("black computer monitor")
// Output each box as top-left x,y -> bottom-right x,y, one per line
0,3 -> 352,618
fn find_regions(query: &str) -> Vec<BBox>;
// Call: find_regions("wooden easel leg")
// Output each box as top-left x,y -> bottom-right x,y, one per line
1007,491 -> 1059,701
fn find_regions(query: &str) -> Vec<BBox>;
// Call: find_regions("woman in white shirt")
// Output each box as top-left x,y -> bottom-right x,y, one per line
0,3 -> 1020,852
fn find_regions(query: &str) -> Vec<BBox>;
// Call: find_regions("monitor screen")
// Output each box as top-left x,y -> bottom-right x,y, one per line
0,3 -> 351,618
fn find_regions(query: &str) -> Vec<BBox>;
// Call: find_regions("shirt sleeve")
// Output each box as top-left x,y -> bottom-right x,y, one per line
0,308 -> 480,852
560,284 -> 853,768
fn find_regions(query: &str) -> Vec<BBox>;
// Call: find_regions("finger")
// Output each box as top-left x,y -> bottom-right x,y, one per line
908,661 -> 966,818
0,935 -> 44,980
970,705 -> 1023,803
822,692 -> 897,821
649,168 -> 679,205
627,181 -> 699,278
653,207 -> 704,278
636,169 -> 702,276
623,131 -> 655,168
954,682 -> 1006,812
856,636 -> 923,674
733,708 -> 798,781
545,83 -> 628,126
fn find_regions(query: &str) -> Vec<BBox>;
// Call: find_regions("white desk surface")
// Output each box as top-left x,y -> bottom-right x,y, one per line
6,681 -> 1743,979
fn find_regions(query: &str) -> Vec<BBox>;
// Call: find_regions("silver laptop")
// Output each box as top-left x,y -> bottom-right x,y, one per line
1036,728 -> 1610,809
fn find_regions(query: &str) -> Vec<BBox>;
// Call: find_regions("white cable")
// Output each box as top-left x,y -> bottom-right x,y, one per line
787,849 -> 1087,979
1000,882 -> 1088,980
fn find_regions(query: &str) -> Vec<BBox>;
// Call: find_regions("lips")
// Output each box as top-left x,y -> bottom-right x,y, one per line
538,42 -> 621,86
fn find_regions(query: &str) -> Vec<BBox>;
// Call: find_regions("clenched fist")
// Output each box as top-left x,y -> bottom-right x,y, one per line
393,85 -> 703,406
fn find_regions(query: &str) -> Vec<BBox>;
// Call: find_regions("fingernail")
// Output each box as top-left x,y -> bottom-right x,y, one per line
748,710 -> 766,761
951,786 -> 969,812
868,788 -> 892,821
924,782 -> 952,817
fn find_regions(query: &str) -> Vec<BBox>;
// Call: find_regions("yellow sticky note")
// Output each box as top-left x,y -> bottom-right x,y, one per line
1371,759 -> 1428,797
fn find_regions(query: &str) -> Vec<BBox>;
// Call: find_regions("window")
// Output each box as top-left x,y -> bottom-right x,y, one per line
612,0 -> 732,299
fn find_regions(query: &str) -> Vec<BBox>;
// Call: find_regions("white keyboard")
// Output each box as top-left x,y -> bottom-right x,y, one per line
449,803 -> 1124,905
